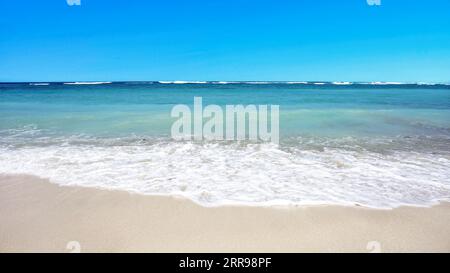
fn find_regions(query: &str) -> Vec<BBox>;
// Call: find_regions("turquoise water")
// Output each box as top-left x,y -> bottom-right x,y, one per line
1,82 -> 450,208
1,83 -> 450,138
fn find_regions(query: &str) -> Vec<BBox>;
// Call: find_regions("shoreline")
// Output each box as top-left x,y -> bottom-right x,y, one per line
1,174 -> 449,252
1,173 -> 446,211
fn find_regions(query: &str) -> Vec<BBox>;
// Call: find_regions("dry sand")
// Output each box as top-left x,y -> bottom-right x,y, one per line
0,174 -> 449,253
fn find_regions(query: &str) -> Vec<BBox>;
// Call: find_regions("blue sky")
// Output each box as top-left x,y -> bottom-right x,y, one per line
1,0 -> 450,82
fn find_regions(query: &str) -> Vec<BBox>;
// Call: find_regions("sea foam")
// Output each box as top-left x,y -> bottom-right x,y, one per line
0,134 -> 449,209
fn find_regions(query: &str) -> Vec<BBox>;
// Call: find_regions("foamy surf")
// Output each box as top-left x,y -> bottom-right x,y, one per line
0,134 -> 449,209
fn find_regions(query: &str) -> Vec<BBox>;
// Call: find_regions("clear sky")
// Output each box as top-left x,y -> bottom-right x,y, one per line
1,0 -> 450,82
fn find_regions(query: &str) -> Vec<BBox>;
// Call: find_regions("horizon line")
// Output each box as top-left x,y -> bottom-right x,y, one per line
1,80 -> 450,85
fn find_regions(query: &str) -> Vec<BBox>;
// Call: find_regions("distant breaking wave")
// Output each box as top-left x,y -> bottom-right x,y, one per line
214,81 -> 240,84
417,82 -> 437,86
63,81 -> 112,85
332,82 -> 352,85
158,81 -> 207,84
286,81 -> 308,84
12,81 -> 450,87
11,81 -> 449,88
244,81 -> 271,84
29,83 -> 50,86
366,82 -> 405,85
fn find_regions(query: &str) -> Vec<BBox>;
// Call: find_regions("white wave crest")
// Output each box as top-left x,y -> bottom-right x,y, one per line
286,81 -> 308,84
369,82 -> 405,85
29,83 -> 50,86
158,81 -> 207,84
332,82 -> 352,85
214,81 -> 239,84
64,82 -> 112,85
244,81 -> 271,84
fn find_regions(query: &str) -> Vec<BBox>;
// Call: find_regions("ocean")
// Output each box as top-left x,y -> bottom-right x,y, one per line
1,81 -> 449,208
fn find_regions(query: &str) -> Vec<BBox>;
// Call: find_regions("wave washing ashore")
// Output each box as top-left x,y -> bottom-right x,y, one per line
0,82 -> 449,209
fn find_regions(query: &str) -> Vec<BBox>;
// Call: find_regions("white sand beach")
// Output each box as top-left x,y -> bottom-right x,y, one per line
0,174 -> 449,253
